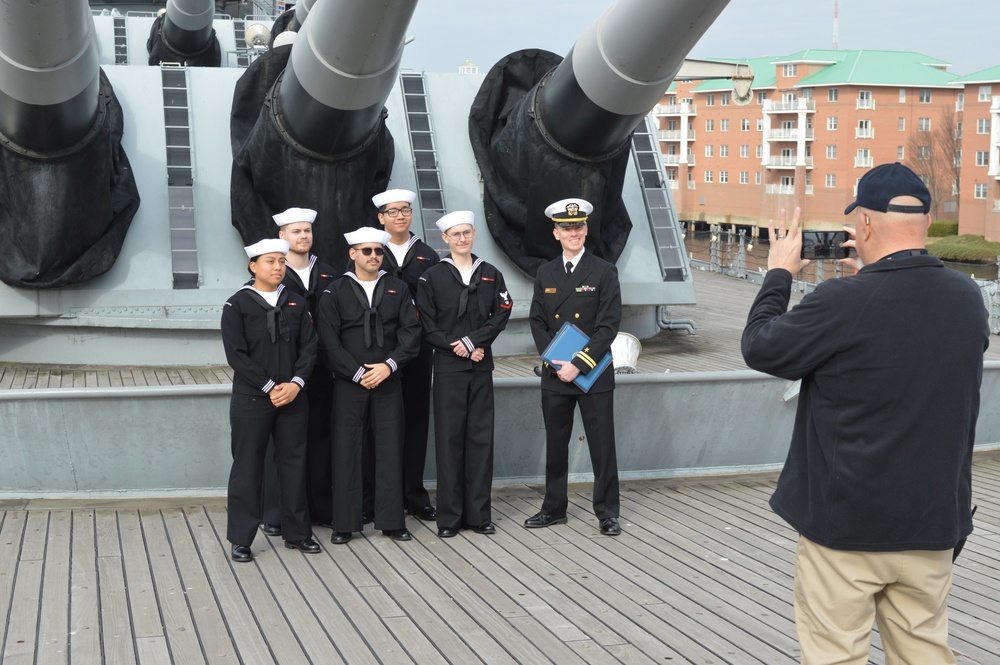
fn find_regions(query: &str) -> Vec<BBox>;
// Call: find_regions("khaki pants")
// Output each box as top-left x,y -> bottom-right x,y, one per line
793,535 -> 955,665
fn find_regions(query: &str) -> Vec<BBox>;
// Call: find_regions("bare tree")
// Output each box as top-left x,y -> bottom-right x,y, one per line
906,108 -> 961,219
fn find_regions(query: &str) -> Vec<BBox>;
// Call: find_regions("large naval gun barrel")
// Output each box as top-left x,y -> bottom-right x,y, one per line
0,0 -> 139,288
231,0 -> 418,264
147,0 -> 221,67
470,0 -> 732,276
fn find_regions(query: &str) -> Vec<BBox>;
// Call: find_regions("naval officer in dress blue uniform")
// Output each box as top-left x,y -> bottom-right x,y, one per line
525,198 -> 623,536
222,238 -> 322,562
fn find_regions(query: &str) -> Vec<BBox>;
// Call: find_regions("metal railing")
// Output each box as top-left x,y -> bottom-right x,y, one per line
762,100 -> 815,113
855,128 -> 875,139
856,99 -> 876,110
765,156 -> 813,168
652,103 -> 697,115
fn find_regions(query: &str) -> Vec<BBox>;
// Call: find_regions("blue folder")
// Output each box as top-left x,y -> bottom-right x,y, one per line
541,322 -> 613,393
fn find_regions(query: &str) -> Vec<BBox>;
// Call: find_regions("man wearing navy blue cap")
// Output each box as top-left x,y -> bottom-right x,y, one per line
742,163 -> 989,664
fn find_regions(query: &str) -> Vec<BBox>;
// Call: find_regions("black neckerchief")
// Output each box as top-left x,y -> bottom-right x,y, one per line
240,284 -> 289,343
442,256 -> 486,321
344,271 -> 386,348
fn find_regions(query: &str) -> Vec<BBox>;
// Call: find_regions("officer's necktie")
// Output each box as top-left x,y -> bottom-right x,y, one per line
565,261 -> 573,276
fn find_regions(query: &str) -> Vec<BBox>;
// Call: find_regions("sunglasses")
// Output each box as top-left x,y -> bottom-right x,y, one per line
356,247 -> 385,256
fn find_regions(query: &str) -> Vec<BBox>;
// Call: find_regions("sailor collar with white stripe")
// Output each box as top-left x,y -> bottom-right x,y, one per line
441,256 -> 483,272
343,269 -> 387,286
239,282 -> 286,300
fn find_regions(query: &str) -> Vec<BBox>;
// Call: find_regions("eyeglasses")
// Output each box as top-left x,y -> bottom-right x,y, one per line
356,247 -> 385,256
447,229 -> 474,240
381,206 -> 413,218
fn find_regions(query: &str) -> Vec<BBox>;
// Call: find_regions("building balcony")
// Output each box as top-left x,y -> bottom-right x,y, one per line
765,128 -> 815,141
994,199 -> 1000,212
805,185 -> 814,195
956,100 -> 964,112
764,156 -> 813,169
855,128 -> 875,139
657,129 -> 696,141
765,184 -> 795,195
855,157 -> 873,168
668,180 -> 679,190
652,103 -> 697,116
687,181 -> 696,190
856,99 -> 876,110
762,99 -> 815,113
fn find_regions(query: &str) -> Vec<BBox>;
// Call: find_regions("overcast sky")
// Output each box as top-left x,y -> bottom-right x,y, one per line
401,0 -> 996,78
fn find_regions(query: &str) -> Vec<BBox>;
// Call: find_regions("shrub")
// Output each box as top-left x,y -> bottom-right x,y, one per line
926,234 -> 1000,263
927,221 -> 958,237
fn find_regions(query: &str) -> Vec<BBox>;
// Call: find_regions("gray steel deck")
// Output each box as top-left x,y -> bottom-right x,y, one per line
1,458 -> 998,664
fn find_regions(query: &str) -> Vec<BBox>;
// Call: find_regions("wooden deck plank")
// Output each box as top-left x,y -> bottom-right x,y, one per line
3,559 -> 42,665
97,553 -> 138,664
38,511 -> 71,665
0,512 -> 27,656
134,636 -> 173,665
70,510 -> 102,665
118,511 -> 164,639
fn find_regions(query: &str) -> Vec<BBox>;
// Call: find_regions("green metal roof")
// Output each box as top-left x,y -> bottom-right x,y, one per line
688,49 -> 959,93
950,64 -> 1000,84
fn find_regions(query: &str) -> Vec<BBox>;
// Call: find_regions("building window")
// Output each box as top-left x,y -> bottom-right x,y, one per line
956,93 -> 964,111
918,117 -> 931,132
899,88 -> 906,103
826,174 -> 836,188
979,85 -> 993,102
721,119 -> 730,132
757,91 -> 767,105
856,149 -> 871,167
976,151 -> 989,166
755,171 -> 762,185
739,171 -> 748,184
706,94 -> 715,106
720,145 -> 729,157
956,121 -> 963,139
705,145 -> 714,157
756,145 -> 763,158
897,146 -> 905,160
974,183 -> 987,199
917,146 -> 931,160
977,118 -> 991,134
740,145 -> 749,158
783,64 -> 797,77
720,171 -> 729,183
721,93 -> 730,106
706,119 -> 715,131
898,117 -> 905,131
827,117 -> 838,130
858,90 -> 873,109
919,89 -> 932,103
740,118 -> 750,131
826,145 -> 837,159
828,88 -> 839,102
802,88 -> 813,100
704,170 -> 713,183
954,150 -> 962,167
666,169 -> 677,181
756,118 -> 764,131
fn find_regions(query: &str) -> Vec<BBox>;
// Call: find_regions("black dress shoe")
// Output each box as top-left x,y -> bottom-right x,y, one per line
284,538 -> 321,553
260,523 -> 281,537
231,544 -> 253,562
330,531 -> 353,545
409,506 -> 437,521
599,517 -> 622,536
383,528 -> 412,541
313,520 -> 335,530
470,522 -> 496,535
523,512 -> 567,528
437,527 -> 458,538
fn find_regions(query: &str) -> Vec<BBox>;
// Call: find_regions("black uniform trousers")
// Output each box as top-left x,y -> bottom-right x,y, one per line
227,392 -> 310,546
540,389 -> 620,520
261,369 -> 334,524
433,370 -> 495,529
331,378 -> 406,533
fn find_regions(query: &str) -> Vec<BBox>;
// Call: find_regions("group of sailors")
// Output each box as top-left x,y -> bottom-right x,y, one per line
221,189 -> 622,562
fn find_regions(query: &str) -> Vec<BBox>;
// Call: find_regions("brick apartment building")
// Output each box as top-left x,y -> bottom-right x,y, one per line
654,49 -> 1000,240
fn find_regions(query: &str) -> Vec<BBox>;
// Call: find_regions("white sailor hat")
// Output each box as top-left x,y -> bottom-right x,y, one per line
436,210 -> 475,233
272,30 -> 297,48
244,238 -> 290,259
372,189 -> 416,208
344,227 -> 391,246
272,206 -> 317,226
545,198 -> 593,226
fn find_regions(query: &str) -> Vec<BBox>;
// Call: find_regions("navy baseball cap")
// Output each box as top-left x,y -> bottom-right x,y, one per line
844,162 -> 931,215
